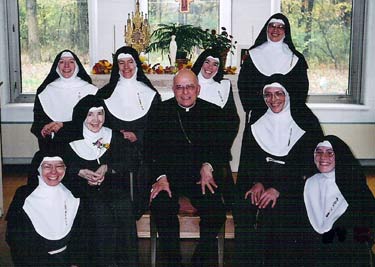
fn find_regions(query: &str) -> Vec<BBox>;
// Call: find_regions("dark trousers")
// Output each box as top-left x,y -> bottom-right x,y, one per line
150,177 -> 226,266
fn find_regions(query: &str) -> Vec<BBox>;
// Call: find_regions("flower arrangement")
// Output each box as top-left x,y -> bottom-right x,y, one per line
204,27 -> 237,55
93,138 -> 110,149
91,60 -> 112,74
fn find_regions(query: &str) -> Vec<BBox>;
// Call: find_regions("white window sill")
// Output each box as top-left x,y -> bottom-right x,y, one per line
1,103 -> 34,122
307,103 -> 374,124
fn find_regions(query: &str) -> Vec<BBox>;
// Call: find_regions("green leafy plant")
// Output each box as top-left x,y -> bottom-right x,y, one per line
203,27 -> 237,55
145,23 -> 207,58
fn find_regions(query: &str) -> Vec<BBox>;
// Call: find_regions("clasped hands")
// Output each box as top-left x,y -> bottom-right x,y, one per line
149,164 -> 217,203
78,164 -> 108,186
120,130 -> 137,143
41,122 -> 63,138
245,182 -> 280,209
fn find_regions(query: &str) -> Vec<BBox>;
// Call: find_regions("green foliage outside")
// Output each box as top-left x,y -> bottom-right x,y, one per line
148,0 -> 219,32
19,0 -> 89,93
282,0 -> 351,94
19,0 -> 89,63
282,0 -> 351,70
146,0 -> 220,65
18,0 -> 352,95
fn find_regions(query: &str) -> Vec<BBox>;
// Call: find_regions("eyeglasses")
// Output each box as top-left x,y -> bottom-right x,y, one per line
263,91 -> 286,100
314,149 -> 335,158
174,84 -> 197,91
268,23 -> 285,31
41,163 -> 66,172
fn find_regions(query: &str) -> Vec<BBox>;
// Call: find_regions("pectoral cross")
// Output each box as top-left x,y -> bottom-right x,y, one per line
176,0 -> 194,13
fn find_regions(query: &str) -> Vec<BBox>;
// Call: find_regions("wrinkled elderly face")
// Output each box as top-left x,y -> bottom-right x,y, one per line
85,108 -> 105,133
267,22 -> 286,42
173,70 -> 201,107
263,87 -> 286,113
314,146 -> 336,173
58,57 -> 76,78
41,160 -> 66,186
200,57 -> 219,79
118,57 -> 136,79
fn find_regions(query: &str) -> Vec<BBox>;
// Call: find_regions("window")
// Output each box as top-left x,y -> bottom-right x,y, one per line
7,0 -> 89,102
281,0 -> 365,103
146,0 -> 221,66
6,0 -> 366,104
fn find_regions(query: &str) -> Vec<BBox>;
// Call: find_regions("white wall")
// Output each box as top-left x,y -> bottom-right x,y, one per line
89,0 -> 136,65
232,0 -> 272,47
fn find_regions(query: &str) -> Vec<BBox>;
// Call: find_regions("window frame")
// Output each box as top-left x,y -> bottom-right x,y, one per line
7,0 -> 24,103
6,0 -> 367,105
306,0 -> 366,104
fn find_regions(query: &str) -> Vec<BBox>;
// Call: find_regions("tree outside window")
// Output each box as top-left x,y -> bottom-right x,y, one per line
282,0 -> 352,96
147,0 -> 220,66
19,0 -> 89,93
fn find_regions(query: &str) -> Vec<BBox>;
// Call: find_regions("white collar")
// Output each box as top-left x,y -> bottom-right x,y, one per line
197,73 -> 230,108
23,176 -> 80,240
178,102 -> 196,112
304,170 -> 349,234
69,125 -> 112,163
38,79 -> 98,122
104,73 -> 156,121
251,89 -> 305,156
249,39 -> 298,76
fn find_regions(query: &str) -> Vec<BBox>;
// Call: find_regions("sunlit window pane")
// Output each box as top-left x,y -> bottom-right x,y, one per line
281,0 -> 351,95
147,0 -> 220,65
19,0 -> 89,93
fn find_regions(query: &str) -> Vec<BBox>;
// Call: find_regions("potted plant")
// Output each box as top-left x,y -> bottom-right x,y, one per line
203,27 -> 237,66
145,23 -> 207,62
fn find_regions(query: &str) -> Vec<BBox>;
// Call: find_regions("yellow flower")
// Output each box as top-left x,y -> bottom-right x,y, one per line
139,54 -> 147,63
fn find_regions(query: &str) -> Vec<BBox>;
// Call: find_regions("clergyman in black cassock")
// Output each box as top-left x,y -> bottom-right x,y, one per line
146,69 -> 229,266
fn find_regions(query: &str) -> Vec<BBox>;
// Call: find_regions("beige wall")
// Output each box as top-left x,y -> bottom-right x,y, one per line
1,124 -> 38,163
321,124 -> 375,160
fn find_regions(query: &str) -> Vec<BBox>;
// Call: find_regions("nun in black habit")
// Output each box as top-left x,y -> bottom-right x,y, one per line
96,46 -> 160,215
234,75 -> 323,266
303,135 -> 375,266
6,151 -> 87,267
192,48 -> 240,207
96,46 -> 160,158
31,50 -> 98,152
63,95 -> 138,267
238,13 -> 308,115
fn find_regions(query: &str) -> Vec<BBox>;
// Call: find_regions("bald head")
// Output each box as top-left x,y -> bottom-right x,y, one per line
173,69 -> 200,108
173,69 -> 198,84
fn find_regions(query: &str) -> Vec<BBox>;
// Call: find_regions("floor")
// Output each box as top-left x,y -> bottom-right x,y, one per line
0,165 -> 235,267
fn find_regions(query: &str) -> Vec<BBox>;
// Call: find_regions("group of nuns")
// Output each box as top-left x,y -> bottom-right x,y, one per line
5,12 -> 375,267
235,13 -> 375,266
6,47 -> 160,267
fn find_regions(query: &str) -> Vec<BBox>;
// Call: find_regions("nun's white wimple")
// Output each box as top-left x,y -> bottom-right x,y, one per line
42,156 -> 63,163
88,106 -> 104,112
118,53 -> 134,60
269,18 -> 285,25
315,140 -> 333,152
206,56 -> 220,62
60,51 -> 74,58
